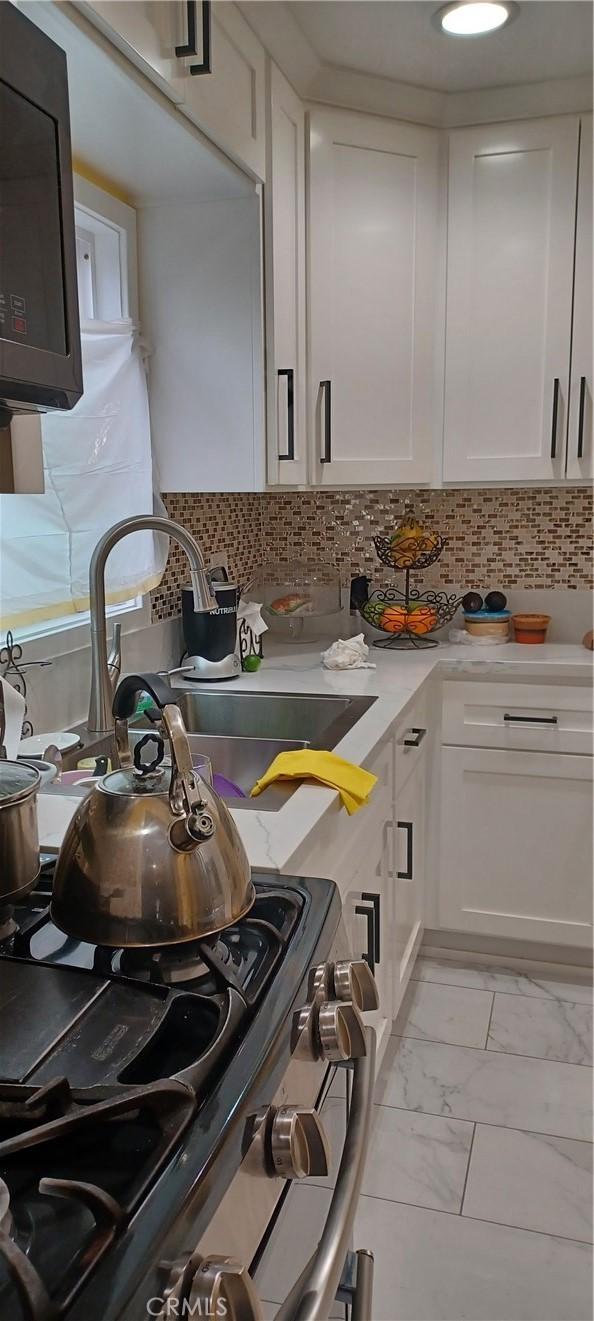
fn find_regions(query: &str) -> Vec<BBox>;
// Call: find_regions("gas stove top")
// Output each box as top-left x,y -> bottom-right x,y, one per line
0,863 -> 342,1321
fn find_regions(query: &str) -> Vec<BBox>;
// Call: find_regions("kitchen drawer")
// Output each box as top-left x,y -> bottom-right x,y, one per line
395,690 -> 429,790
442,681 -> 593,755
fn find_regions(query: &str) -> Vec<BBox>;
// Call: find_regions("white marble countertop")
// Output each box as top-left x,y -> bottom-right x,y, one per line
38,638 -> 592,868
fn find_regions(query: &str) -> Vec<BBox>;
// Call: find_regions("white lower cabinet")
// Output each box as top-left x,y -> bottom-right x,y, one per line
439,746 -> 593,949
391,750 -> 426,1014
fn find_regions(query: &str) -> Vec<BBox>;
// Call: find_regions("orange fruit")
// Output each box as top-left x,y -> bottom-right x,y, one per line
407,605 -> 437,635
380,604 -> 407,634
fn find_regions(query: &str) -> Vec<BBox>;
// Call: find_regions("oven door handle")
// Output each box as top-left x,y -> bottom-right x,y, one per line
274,1026 -> 376,1321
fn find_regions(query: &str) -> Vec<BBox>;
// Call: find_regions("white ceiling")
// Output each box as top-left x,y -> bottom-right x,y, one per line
287,1 -> 593,94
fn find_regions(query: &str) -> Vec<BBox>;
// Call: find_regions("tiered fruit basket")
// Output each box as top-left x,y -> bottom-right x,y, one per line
358,503 -> 463,649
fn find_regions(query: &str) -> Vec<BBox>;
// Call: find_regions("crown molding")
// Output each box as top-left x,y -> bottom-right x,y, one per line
238,1 -> 592,126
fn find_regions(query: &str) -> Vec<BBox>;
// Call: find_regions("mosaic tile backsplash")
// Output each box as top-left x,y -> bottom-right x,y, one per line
152,487 -> 593,620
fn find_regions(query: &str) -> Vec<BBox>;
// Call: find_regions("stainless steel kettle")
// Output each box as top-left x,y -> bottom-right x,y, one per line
51,673 -> 254,947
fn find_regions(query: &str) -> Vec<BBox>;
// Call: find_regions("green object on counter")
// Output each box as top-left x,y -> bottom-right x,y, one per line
135,693 -> 156,715
242,655 -> 261,673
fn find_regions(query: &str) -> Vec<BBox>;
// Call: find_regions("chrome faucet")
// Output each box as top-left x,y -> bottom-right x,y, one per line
88,515 -> 217,733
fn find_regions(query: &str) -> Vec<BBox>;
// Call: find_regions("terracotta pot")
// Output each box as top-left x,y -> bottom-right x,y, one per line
512,613 -> 551,644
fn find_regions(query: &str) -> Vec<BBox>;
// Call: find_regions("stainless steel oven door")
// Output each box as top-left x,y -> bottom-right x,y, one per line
253,1030 -> 376,1321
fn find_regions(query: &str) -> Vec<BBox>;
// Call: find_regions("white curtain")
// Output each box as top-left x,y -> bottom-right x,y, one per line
0,319 -> 167,631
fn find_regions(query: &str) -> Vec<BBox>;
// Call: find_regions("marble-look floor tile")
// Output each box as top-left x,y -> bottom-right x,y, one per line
393,979 -> 494,1048
414,957 -> 594,1005
463,1124 -> 593,1243
313,1098 -> 473,1212
362,1103 -> 474,1211
377,1036 -> 593,1139
487,993 -> 593,1066
355,1195 -> 593,1321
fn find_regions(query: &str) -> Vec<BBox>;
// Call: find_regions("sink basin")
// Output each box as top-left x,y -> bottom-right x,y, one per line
171,690 -> 375,747
58,692 -> 376,813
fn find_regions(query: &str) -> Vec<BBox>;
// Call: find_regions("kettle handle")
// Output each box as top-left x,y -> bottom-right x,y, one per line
112,672 -> 173,720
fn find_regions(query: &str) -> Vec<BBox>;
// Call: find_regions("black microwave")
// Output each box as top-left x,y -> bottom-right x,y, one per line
0,2 -> 82,419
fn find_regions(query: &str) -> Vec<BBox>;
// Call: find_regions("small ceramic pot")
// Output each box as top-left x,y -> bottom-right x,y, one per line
512,613 -> 551,644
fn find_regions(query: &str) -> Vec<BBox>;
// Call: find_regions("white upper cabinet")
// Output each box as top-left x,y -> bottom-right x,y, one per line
76,0 -> 188,99
180,4 -> 266,181
443,116 -> 580,483
76,2 -> 266,180
265,64 -> 307,486
308,110 -> 441,487
566,115 -> 593,481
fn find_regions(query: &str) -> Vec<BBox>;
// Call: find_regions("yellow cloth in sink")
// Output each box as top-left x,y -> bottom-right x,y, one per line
250,749 -> 378,815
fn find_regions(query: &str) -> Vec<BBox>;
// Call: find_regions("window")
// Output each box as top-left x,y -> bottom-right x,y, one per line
0,177 -> 164,644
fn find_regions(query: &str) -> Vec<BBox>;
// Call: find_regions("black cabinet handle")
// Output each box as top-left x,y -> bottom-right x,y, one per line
397,822 -> 413,881
577,376 -> 587,460
503,713 -> 558,725
277,369 -> 295,461
189,1 -> 211,75
403,727 -> 427,748
355,892 -> 381,972
320,380 -> 332,463
550,377 -> 560,458
175,1 -> 198,56
361,893 -> 380,966
355,903 -> 375,975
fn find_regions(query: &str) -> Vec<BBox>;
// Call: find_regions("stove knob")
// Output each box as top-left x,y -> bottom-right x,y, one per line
318,999 -> 366,1062
332,959 -> 380,1013
186,1255 -> 263,1321
270,1105 -> 330,1179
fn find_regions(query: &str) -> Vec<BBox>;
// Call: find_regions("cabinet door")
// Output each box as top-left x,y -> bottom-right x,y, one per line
308,109 -> 440,486
392,751 -> 426,1016
180,2 -> 266,180
78,1 -> 265,181
265,64 -> 307,486
76,1 -> 188,101
567,115 -> 593,480
440,747 -> 593,948
444,117 -> 580,483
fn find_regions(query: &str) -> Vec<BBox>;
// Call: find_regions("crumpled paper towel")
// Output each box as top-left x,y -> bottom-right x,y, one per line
448,627 -> 509,647
321,634 -> 376,670
237,599 -> 268,638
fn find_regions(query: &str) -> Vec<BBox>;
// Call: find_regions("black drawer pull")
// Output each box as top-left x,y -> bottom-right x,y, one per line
356,892 -> 381,972
277,369 -> 295,461
550,377 -> 560,458
361,892 -> 380,966
403,727 -> 427,748
320,380 -> 332,463
189,0 -> 211,75
577,376 -> 587,460
175,0 -> 198,56
503,713 -> 558,725
397,822 -> 413,881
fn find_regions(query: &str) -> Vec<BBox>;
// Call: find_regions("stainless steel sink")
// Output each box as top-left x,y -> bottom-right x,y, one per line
57,692 -> 376,813
170,689 -> 375,747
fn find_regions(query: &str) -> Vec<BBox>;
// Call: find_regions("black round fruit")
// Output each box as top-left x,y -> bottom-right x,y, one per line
462,591 -> 483,613
485,590 -> 507,612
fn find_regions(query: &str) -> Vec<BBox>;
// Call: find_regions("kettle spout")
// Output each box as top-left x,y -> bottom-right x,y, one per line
169,808 -> 216,853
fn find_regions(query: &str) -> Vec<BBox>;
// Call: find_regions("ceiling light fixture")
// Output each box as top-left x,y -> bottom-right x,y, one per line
434,1 -> 518,36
